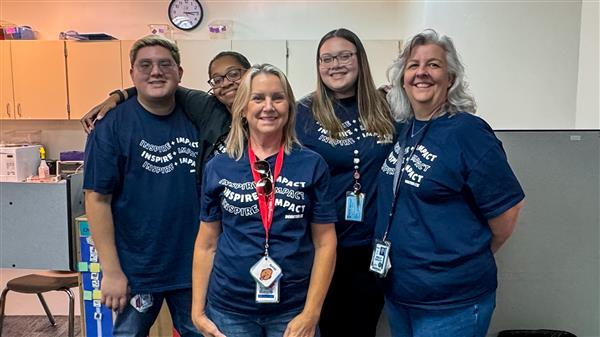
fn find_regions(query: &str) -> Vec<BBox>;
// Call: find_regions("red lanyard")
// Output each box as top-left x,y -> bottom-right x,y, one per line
248,143 -> 284,245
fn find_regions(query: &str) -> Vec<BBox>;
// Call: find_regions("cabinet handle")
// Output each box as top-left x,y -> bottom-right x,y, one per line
5,103 -> 10,118
17,103 -> 22,118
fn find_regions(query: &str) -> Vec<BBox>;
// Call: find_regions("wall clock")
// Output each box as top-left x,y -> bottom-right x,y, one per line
168,0 -> 204,31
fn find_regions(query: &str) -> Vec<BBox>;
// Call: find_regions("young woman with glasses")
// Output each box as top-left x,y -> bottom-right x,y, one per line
295,28 -> 397,337
192,64 -> 337,337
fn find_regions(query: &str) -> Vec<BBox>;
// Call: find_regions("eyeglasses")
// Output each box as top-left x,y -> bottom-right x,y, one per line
134,60 -> 178,74
208,68 -> 245,88
254,160 -> 273,199
319,51 -> 356,66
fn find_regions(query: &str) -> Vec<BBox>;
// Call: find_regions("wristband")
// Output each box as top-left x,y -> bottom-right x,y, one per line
109,89 -> 125,103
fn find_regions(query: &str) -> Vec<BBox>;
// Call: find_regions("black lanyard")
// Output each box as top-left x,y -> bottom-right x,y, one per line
382,119 -> 431,241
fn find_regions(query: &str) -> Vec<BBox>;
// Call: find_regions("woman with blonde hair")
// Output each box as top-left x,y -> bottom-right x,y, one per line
192,64 -> 337,337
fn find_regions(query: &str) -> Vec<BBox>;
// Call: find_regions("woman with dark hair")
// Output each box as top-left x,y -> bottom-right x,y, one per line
192,64 -> 337,337
296,28 -> 396,337
376,29 -> 525,337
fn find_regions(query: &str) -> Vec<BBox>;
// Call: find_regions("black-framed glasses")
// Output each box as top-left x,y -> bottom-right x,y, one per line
134,59 -> 178,74
254,160 -> 273,198
207,68 -> 245,88
319,51 -> 356,66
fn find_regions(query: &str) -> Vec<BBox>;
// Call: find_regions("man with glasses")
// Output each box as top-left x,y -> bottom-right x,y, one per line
80,51 -> 251,182
83,35 -> 203,337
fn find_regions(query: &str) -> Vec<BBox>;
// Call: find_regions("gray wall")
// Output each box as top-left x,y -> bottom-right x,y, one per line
491,131 -> 599,337
375,131 -> 600,337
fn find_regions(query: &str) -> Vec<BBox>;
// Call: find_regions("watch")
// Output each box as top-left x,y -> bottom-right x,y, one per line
109,89 -> 125,102
168,0 -> 204,31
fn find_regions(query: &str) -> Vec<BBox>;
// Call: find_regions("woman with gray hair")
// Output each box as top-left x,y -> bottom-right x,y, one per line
373,29 -> 525,336
192,64 -> 337,337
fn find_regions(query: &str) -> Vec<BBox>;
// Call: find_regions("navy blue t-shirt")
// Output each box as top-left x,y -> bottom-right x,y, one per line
83,98 -> 200,293
296,96 -> 395,247
375,112 -> 525,309
201,146 -> 337,315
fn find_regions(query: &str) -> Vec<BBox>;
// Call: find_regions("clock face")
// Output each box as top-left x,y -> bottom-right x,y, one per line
168,0 -> 203,31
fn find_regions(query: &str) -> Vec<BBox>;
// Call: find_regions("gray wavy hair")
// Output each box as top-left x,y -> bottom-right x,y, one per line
387,29 -> 476,122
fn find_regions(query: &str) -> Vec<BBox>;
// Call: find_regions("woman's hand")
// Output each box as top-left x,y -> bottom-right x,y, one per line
283,311 -> 319,337
80,93 -> 121,133
191,311 -> 226,337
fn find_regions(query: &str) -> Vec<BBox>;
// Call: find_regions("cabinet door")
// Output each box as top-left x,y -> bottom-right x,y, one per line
0,41 -> 15,120
177,40 -> 231,92
287,40 -> 319,100
11,41 -> 68,119
362,40 -> 401,87
66,41 -> 123,120
121,40 -> 135,89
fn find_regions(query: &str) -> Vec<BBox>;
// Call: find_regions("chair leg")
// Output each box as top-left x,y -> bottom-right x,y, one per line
0,288 -> 10,337
62,288 -> 75,337
36,293 -> 56,326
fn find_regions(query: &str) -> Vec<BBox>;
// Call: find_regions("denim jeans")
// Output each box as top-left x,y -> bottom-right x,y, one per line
385,291 -> 496,337
206,302 -> 320,337
113,288 -> 202,337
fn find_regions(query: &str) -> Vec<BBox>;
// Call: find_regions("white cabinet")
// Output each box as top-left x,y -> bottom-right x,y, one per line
287,40 -> 319,99
231,40 -> 287,73
362,40 -> 401,87
177,40 -> 231,92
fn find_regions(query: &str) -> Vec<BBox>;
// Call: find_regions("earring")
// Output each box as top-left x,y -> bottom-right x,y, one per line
241,116 -> 248,125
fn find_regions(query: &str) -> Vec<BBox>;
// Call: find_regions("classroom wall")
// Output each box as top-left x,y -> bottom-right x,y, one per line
575,0 -> 600,129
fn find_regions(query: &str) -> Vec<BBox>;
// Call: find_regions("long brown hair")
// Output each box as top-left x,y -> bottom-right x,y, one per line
311,28 -> 395,142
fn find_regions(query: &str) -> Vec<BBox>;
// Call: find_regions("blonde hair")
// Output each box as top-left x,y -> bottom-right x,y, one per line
311,28 -> 395,142
226,64 -> 300,160
130,35 -> 181,66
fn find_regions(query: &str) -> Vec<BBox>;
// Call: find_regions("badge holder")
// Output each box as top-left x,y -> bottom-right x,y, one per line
370,239 -> 391,277
250,255 -> 283,303
345,179 -> 365,222
255,278 -> 280,303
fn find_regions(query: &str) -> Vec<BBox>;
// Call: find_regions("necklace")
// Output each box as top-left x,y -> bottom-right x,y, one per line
411,120 -> 428,138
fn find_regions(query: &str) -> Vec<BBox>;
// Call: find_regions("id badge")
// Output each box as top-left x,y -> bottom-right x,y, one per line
369,240 -> 392,277
250,255 -> 282,288
130,294 -> 153,313
345,191 -> 365,221
255,278 -> 280,303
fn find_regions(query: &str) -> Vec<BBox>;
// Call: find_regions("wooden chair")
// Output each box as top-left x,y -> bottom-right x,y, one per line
0,272 -> 79,337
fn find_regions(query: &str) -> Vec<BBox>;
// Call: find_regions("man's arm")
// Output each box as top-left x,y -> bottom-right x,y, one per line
84,190 -> 129,312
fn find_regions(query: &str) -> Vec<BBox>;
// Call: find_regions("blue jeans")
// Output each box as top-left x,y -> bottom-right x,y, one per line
113,288 -> 202,337
385,291 -> 496,337
205,302 -> 321,337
